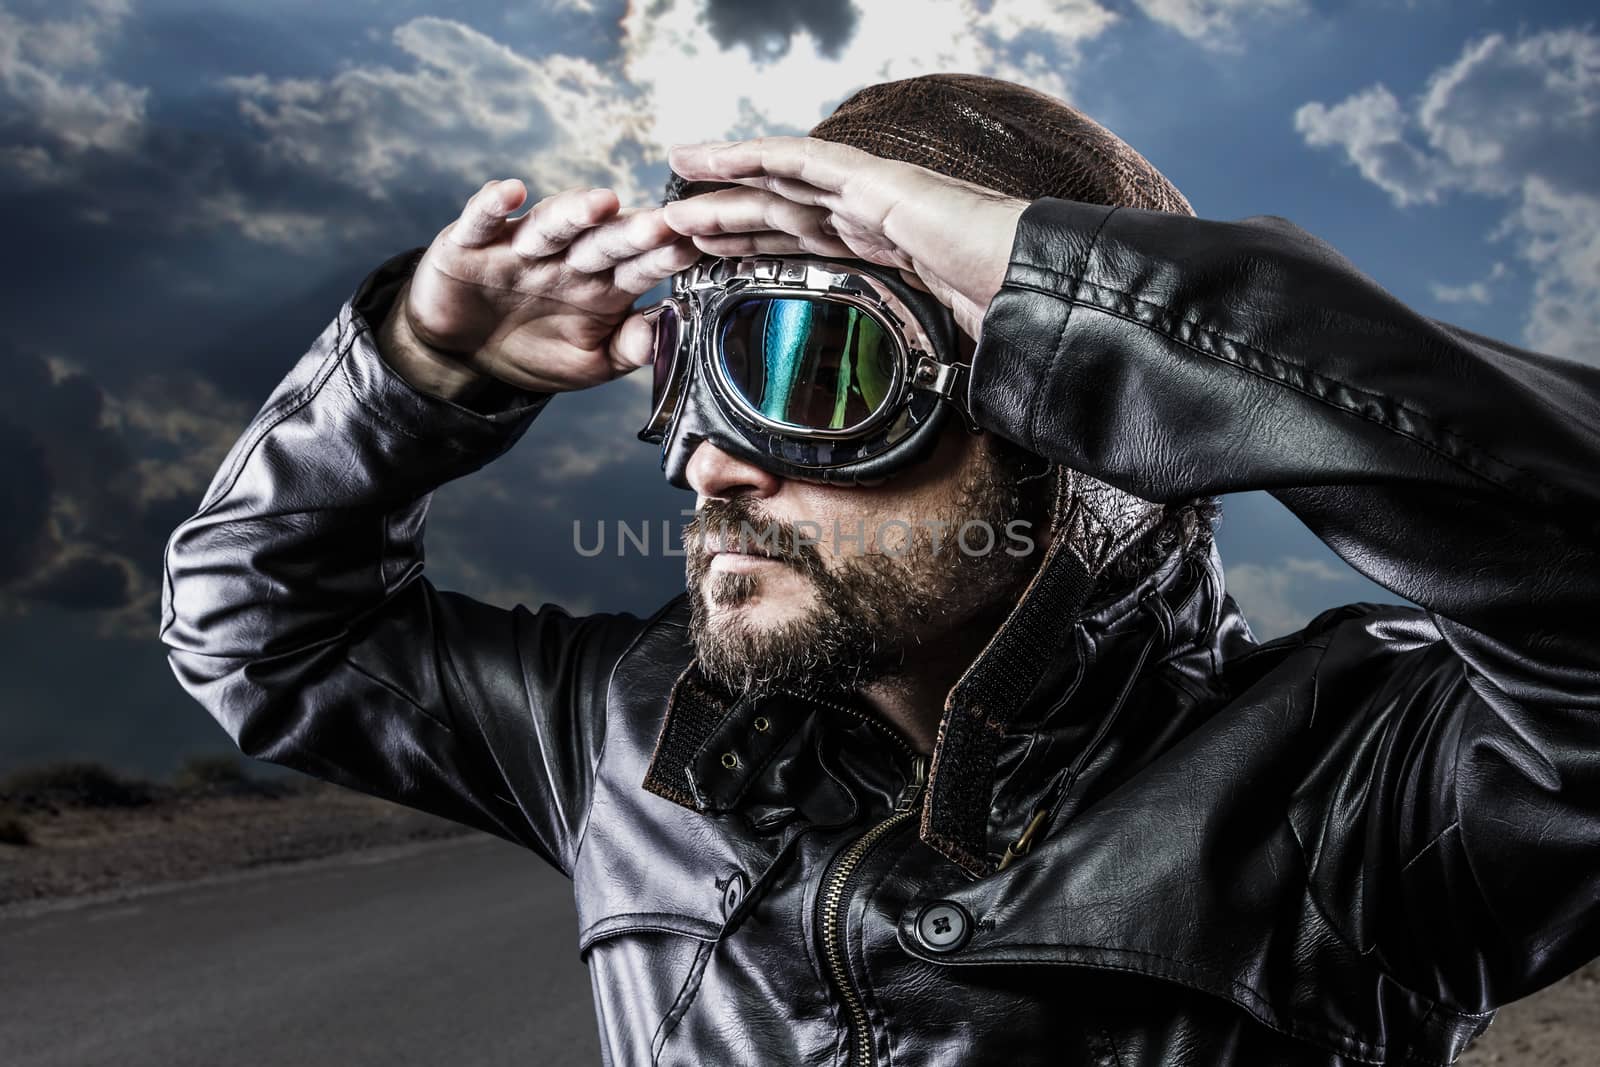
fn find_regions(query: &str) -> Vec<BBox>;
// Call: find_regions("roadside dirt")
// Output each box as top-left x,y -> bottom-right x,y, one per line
0,780 -> 471,911
1458,958 -> 1600,1065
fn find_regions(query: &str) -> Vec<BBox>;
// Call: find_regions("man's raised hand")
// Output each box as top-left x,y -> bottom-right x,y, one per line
662,137 -> 1029,342
381,179 -> 701,401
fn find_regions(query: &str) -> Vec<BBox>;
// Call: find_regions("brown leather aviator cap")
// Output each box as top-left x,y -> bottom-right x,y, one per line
808,72 -> 1193,215
665,73 -> 1194,217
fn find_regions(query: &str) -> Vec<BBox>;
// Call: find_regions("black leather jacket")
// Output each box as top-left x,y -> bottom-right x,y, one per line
161,199 -> 1600,1066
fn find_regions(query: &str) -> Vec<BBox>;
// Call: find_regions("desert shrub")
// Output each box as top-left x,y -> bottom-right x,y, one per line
173,753 -> 248,789
173,753 -> 292,798
0,762 -> 155,811
0,812 -> 29,846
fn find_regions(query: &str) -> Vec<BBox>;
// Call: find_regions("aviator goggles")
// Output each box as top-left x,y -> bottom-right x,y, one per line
636,255 -> 975,487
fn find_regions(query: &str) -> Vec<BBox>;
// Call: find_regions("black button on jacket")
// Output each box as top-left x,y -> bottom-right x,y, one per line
161,199 -> 1600,1066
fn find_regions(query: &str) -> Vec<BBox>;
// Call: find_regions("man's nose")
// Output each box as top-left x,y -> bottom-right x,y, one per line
685,441 -> 783,500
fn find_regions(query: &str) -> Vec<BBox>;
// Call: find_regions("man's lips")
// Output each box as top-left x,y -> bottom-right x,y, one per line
709,546 -> 782,563
704,534 -> 778,559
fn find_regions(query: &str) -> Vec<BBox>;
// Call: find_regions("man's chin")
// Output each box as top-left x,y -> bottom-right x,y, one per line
700,574 -> 816,629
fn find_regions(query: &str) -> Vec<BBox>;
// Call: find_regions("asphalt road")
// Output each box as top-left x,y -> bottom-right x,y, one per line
0,836 -> 603,1067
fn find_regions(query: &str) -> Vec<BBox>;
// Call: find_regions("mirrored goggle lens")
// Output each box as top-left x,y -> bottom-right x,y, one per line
718,297 -> 897,432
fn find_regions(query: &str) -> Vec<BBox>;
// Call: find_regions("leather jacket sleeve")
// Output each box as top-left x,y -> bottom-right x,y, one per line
159,251 -> 648,877
970,199 -> 1600,1008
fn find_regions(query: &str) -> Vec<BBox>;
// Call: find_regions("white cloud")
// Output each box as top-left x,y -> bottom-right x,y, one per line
1294,85 -> 1445,206
193,190 -> 335,250
108,375 -> 254,505
1507,178 -> 1600,361
1224,555 -> 1353,640
1132,0 -> 1306,51
0,0 -> 147,182
1428,260 -> 1506,305
225,16 -> 653,205
1295,28 -> 1600,364
217,3 -> 1124,243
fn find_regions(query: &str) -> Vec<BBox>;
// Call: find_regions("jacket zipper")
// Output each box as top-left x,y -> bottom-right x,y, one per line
817,753 -> 928,1067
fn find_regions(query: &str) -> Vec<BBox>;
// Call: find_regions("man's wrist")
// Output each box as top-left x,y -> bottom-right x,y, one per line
377,281 -> 494,404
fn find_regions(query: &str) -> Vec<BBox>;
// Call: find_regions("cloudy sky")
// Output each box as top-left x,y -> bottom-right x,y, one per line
1,0 -> 1593,774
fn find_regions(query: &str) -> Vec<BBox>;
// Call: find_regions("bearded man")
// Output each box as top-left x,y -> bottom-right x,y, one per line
161,75 -> 1600,1065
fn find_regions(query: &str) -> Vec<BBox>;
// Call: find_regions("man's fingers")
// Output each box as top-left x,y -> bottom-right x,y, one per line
687,231 -> 855,260
449,179 -> 527,249
662,186 -> 832,240
607,312 -> 657,375
667,136 -> 863,194
565,208 -> 679,274
612,239 -> 703,297
510,187 -> 619,259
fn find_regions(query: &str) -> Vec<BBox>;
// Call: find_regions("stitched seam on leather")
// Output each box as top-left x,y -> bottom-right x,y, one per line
346,652 -> 454,734
579,912 -> 721,945
160,316 -> 353,644
160,324 -> 354,649
194,321 -> 349,518
651,939 -> 714,1063
1008,273 -> 1565,504
1400,819 -> 1462,876
1025,206 -> 1120,455
338,343 -> 484,456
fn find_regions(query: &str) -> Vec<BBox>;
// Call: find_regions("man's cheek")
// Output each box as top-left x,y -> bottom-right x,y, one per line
792,520 -> 825,554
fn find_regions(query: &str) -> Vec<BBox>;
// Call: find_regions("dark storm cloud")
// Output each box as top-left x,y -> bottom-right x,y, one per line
26,556 -> 131,611
0,422 -> 53,586
0,99 -> 480,407
703,0 -> 859,60
428,386 -> 693,618
0,344 -> 140,610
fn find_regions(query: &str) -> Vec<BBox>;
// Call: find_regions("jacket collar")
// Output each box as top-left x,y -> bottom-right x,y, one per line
642,474 -> 1227,876
919,519 -> 1223,875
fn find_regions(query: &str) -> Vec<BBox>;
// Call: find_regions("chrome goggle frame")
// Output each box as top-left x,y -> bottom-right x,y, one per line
636,256 -> 973,449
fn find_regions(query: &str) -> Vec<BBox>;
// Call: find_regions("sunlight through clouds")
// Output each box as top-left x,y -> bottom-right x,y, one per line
621,0 -> 1120,148
224,16 -> 656,203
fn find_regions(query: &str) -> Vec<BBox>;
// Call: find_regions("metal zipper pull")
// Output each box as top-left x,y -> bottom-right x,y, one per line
997,809 -> 1051,871
895,755 -> 929,813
